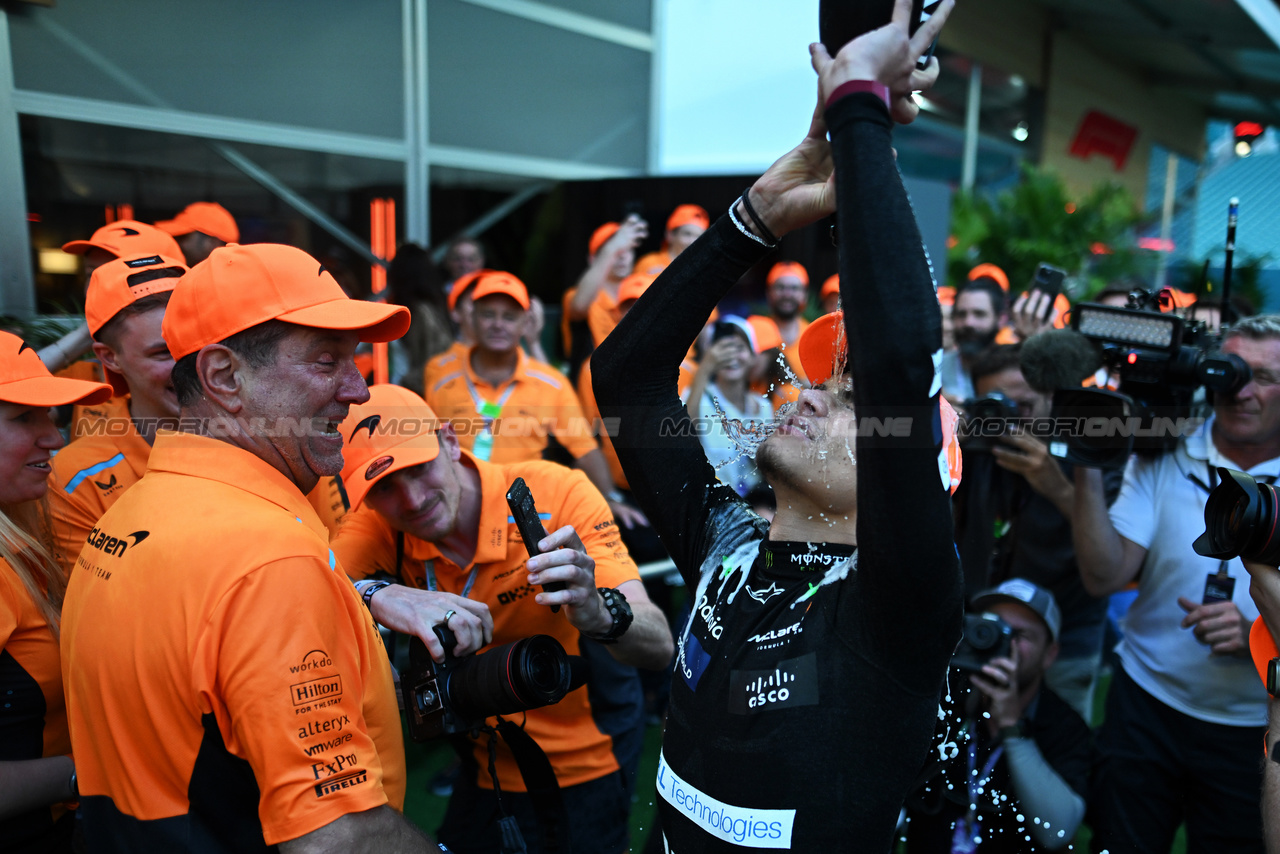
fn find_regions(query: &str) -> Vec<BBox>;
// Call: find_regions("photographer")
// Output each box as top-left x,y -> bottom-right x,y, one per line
1073,314 -> 1280,852
905,579 -> 1090,853
330,385 -> 673,854
954,344 -> 1113,722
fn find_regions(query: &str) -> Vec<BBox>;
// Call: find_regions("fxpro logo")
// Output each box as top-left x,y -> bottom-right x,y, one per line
728,653 -> 819,714
85,527 -> 149,557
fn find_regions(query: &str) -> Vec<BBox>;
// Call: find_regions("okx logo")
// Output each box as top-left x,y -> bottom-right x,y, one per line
727,653 -> 818,714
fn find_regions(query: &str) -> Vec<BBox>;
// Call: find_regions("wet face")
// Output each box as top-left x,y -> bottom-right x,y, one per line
974,366 -> 1050,419
1214,335 -> 1280,447
952,290 -> 1000,356
668,223 -> 705,258
365,429 -> 465,543
97,307 -> 178,419
768,277 -> 808,322
0,402 -> 64,504
472,294 -> 525,355
236,327 -> 369,493
986,601 -> 1055,688
756,387 -> 858,515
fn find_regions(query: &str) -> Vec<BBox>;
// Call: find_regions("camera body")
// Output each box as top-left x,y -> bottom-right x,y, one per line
1052,291 -> 1250,468
952,613 -> 1014,674
959,392 -> 1019,453
402,625 -> 572,742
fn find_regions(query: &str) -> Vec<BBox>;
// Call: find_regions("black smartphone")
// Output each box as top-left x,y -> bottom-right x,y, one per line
915,1 -> 943,69
1031,263 -> 1066,321
506,477 -> 565,612
622,199 -> 644,219
820,0 -> 925,58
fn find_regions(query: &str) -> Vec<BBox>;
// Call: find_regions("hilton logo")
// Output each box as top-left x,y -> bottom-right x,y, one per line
291,675 -> 343,707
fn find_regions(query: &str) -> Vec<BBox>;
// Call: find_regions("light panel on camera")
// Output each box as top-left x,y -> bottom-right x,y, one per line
1074,303 -> 1181,350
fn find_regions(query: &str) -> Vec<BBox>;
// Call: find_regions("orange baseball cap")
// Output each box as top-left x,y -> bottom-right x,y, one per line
667,204 -> 709,233
968,263 -> 1010,292
796,311 -> 962,493
589,222 -> 620,257
937,285 -> 956,307
62,220 -> 183,260
821,275 -> 840,300
768,261 -> 809,287
87,254 -> 189,395
338,384 -> 443,509
162,243 -> 410,362
154,202 -> 239,244
617,272 -> 658,304
471,271 -> 530,310
447,268 -> 494,312
0,330 -> 111,407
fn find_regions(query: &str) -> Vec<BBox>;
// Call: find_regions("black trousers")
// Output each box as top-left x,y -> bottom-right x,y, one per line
1089,667 -> 1265,854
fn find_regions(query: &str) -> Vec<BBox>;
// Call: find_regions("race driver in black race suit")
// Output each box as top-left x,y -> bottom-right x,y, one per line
592,4 -> 962,851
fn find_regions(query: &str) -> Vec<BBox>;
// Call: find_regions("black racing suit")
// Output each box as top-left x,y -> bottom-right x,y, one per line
592,92 -> 964,852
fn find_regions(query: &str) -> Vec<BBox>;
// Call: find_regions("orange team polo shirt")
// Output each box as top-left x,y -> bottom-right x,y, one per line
1,559 -> 72,843
426,346 -> 598,464
332,455 -> 638,792
60,432 -> 405,848
633,249 -> 671,277
50,399 -> 348,575
423,339 -> 470,396
560,287 -> 624,351
577,354 -> 696,491
748,315 -> 809,407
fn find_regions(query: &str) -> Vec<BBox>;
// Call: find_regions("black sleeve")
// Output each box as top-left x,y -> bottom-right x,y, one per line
829,93 -> 964,675
592,215 -> 772,585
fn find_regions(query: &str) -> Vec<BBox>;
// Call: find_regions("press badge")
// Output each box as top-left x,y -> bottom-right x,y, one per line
1202,572 -> 1236,605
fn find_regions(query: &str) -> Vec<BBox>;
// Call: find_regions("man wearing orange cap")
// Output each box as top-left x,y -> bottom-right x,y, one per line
591,10 -> 961,849
560,215 -> 647,377
60,243 -> 448,851
747,261 -> 812,404
331,384 -> 672,853
633,204 -> 709,276
48,254 -> 186,574
427,270 -> 643,529
155,201 -> 240,266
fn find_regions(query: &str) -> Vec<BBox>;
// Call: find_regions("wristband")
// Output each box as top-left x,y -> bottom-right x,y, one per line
728,197 -> 778,249
739,188 -> 780,247
826,80 -> 891,111
606,489 -> 625,504
354,579 -> 394,609
584,587 -> 634,644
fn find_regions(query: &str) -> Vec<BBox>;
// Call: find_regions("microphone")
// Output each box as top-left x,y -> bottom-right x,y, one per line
1020,330 -> 1103,393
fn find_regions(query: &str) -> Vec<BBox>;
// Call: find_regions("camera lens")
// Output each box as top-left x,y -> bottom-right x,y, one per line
1195,468 -> 1280,564
967,619 -> 998,650
443,634 -> 572,723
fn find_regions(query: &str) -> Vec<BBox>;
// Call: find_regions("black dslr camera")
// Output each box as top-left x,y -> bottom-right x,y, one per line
1194,467 -> 1280,565
951,613 -> 1014,674
1051,291 -> 1250,469
958,392 -> 1020,453
402,625 -> 572,741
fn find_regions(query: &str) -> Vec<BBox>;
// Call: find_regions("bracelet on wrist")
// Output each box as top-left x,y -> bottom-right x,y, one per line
354,579 -> 394,609
826,79 -> 891,110
739,188 -> 781,246
728,197 -> 778,249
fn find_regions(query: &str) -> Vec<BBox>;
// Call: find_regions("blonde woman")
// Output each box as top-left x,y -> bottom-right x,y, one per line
0,331 -> 111,851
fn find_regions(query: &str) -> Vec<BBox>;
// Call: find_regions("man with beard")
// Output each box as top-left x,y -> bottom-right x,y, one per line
941,275 -> 1005,402
748,262 -> 810,405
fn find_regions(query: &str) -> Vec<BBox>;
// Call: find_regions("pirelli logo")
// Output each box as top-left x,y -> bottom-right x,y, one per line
315,769 -> 368,798
291,675 -> 343,706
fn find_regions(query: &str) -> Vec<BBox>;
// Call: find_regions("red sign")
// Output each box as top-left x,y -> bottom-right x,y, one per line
1069,111 -> 1139,172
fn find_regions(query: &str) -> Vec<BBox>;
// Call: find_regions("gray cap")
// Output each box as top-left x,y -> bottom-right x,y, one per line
972,578 -> 1062,643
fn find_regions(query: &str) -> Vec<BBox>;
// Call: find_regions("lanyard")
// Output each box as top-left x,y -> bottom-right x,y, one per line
424,558 -> 481,600
464,374 -> 516,462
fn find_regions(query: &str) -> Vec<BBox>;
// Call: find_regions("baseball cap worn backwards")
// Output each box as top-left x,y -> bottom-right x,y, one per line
0,331 -> 112,407
470,271 -> 530,310
87,254 -> 189,396
339,384 -> 442,509
161,243 -> 410,361
972,578 -> 1062,643
155,202 -> 239,244
62,220 -> 183,260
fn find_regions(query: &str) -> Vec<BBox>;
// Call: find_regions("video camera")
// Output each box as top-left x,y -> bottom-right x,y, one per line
1051,289 -> 1250,469
951,613 -> 1013,674
402,624 -> 573,741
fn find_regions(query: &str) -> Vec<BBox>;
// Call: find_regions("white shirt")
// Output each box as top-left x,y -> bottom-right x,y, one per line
1110,414 -> 1278,726
695,387 -> 774,498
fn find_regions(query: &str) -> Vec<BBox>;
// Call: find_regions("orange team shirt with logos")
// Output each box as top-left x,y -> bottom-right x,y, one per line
1,559 -> 72,843
560,287 -> 624,353
50,399 -> 348,576
747,315 -> 809,407
577,354 -> 696,492
332,455 -> 638,792
422,340 -> 470,395
426,347 -> 598,464
60,432 -> 404,848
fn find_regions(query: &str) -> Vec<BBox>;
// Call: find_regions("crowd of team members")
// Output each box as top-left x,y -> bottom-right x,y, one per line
5,22 -> 1280,853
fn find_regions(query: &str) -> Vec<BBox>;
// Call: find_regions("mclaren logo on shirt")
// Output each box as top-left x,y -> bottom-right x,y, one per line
85,527 -> 150,557
728,653 -> 819,714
